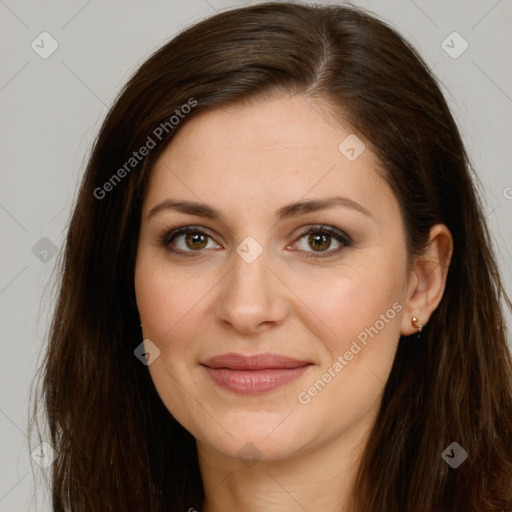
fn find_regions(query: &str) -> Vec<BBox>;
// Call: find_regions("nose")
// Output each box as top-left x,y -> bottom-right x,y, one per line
215,245 -> 289,335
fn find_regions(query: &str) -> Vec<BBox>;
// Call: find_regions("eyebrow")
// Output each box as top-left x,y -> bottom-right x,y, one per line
147,196 -> 372,223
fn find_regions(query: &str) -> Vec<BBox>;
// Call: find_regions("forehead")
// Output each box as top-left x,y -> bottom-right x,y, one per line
156,95 -> 360,166
143,95 -> 398,226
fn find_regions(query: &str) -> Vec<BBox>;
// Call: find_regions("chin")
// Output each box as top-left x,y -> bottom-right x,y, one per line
195,416 -> 313,464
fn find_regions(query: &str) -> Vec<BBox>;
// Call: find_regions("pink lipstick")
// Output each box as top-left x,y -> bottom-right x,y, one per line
201,352 -> 312,395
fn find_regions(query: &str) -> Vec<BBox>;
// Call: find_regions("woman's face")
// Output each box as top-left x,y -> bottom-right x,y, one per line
135,95 -> 414,463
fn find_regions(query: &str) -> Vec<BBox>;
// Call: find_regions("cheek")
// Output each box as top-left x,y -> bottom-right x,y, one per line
134,267 -> 171,338
292,252 -> 406,348
134,256 -> 206,415
135,253 -> 208,341
292,265 -> 404,431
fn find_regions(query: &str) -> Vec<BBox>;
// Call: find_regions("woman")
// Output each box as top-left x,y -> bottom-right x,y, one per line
30,2 -> 512,511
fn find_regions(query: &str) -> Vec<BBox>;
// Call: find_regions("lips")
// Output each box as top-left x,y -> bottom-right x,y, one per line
201,352 -> 311,370
200,352 -> 313,394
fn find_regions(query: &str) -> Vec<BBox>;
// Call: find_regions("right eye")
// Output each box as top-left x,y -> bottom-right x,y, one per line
159,226 -> 221,257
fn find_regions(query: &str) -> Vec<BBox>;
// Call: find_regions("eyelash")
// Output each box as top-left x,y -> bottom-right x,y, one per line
158,224 -> 353,259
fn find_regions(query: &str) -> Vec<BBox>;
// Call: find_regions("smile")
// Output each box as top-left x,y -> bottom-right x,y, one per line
201,365 -> 313,394
200,352 -> 314,395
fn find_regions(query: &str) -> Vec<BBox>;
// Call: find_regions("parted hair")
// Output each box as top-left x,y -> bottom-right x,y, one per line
30,2 -> 512,511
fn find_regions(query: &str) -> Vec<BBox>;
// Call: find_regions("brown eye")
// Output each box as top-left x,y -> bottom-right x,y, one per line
160,227 -> 220,257
308,232 -> 332,252
292,225 -> 352,258
183,232 -> 208,250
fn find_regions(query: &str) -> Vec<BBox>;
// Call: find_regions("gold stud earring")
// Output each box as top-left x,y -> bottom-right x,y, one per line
411,316 -> 423,334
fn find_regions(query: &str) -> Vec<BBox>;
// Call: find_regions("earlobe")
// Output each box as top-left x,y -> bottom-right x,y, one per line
400,224 -> 453,336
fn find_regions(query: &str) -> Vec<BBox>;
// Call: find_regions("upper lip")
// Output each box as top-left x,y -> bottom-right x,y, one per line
201,352 -> 312,370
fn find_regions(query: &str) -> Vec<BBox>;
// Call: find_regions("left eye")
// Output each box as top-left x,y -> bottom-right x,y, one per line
159,225 -> 352,258
291,226 -> 352,258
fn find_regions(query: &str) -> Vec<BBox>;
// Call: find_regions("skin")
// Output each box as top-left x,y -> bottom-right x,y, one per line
134,94 -> 453,512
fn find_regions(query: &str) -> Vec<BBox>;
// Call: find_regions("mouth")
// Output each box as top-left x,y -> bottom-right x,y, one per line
200,352 -> 313,395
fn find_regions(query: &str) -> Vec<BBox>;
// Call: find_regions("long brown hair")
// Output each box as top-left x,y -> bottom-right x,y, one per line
29,2 -> 512,510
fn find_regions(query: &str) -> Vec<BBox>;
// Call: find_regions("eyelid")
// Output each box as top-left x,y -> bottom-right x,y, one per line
158,223 -> 353,258
290,225 -> 352,258
158,225 -> 221,258
159,225 -> 219,246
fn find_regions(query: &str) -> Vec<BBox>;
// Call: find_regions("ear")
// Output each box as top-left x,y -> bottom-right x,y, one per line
400,224 -> 453,336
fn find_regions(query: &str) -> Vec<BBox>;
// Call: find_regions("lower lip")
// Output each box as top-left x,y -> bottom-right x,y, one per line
202,365 -> 312,395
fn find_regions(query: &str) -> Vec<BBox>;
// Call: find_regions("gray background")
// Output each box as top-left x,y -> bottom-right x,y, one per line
1,0 -> 511,509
